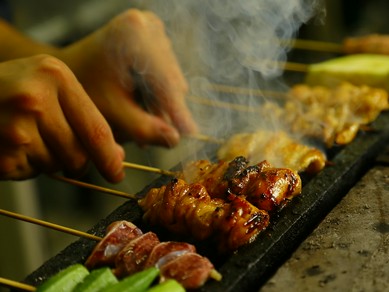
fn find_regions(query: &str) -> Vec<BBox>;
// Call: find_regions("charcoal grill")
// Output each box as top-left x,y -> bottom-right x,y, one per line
18,108 -> 389,292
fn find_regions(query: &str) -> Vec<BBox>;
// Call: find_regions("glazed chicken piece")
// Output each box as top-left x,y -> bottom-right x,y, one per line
228,160 -> 302,212
180,159 -> 231,199
217,130 -> 327,174
139,178 -> 270,252
181,156 -> 302,212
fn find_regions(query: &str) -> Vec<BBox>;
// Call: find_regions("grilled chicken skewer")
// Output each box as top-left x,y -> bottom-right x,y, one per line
140,156 -> 301,253
287,35 -> 389,55
261,82 -> 389,147
139,177 -> 270,253
49,156 -> 301,253
217,130 -> 327,174
342,34 -> 389,55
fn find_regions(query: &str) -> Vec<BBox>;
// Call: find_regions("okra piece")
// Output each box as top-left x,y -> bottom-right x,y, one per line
101,267 -> 159,292
146,279 -> 186,292
73,267 -> 118,292
36,264 -> 89,292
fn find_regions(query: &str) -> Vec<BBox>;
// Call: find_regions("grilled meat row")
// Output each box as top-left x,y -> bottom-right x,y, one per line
85,220 -> 220,289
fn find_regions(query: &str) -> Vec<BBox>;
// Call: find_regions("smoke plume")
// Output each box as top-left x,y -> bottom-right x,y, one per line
135,0 -> 323,141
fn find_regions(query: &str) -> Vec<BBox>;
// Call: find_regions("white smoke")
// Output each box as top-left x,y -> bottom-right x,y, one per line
134,0 -> 323,140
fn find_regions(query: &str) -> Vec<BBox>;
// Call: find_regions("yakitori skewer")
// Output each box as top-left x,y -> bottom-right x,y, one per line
0,277 -> 35,292
0,209 -> 102,241
289,35 -> 389,55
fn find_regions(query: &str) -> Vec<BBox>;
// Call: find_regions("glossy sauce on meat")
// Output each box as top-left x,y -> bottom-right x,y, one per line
139,178 -> 270,252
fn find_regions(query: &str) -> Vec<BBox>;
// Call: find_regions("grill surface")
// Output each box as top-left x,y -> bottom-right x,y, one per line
21,111 -> 389,291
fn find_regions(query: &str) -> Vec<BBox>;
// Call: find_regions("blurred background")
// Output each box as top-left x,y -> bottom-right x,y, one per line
0,0 -> 388,290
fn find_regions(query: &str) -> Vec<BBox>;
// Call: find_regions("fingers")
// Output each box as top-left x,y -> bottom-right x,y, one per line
0,55 -> 125,183
104,9 -> 198,137
0,116 -> 58,180
107,91 -> 180,147
132,11 -> 198,134
149,75 -> 198,135
51,60 -> 125,183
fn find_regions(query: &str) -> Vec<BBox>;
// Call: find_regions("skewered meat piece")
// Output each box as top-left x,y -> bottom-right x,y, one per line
85,220 -> 221,289
159,252 -> 215,290
114,232 -> 160,278
228,160 -> 302,211
181,158 -> 232,199
217,130 -> 326,174
144,241 -> 197,269
181,156 -> 302,212
85,220 -> 143,269
263,82 -> 389,147
139,178 -> 270,252
343,34 -> 389,55
144,242 -> 217,289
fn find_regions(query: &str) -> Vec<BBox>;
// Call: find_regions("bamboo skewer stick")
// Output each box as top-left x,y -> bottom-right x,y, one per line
289,38 -> 344,53
0,277 -> 35,292
261,60 -> 309,72
187,133 -> 224,145
122,162 -> 178,177
188,95 -> 264,114
283,61 -> 310,72
50,174 -> 138,200
203,84 -> 289,99
0,209 -> 102,241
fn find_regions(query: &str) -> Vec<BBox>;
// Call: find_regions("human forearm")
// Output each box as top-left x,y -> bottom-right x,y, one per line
0,19 -> 59,61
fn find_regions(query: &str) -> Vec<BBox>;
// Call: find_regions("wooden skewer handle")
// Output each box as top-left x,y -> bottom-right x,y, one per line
122,162 -> 178,177
50,174 -> 137,200
0,277 -> 36,292
187,133 -> 224,145
290,38 -> 344,53
0,209 -> 101,241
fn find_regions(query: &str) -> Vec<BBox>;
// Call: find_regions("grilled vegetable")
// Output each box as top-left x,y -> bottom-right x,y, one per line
146,279 -> 185,292
73,267 -> 118,292
305,54 -> 389,91
36,264 -> 89,292
101,267 -> 159,292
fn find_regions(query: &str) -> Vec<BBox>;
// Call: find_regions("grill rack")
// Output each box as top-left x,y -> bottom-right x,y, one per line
19,111 -> 389,292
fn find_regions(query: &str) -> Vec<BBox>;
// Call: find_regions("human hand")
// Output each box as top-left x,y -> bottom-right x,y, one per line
60,9 -> 198,147
0,55 -> 125,182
